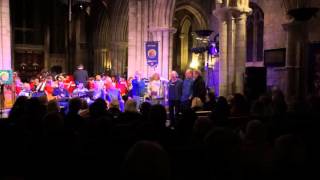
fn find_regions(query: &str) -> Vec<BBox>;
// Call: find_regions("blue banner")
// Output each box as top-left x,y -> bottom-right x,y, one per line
0,70 -> 13,85
146,41 -> 158,67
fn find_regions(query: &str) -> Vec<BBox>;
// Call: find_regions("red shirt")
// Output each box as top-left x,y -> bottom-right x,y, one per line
116,82 -> 128,96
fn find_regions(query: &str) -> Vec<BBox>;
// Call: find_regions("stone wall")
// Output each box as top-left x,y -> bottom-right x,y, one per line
254,0 -> 320,91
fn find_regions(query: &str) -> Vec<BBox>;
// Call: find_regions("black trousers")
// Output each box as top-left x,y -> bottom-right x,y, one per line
169,100 -> 181,126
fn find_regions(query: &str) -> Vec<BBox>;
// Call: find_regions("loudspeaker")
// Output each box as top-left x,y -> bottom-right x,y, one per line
244,67 -> 267,101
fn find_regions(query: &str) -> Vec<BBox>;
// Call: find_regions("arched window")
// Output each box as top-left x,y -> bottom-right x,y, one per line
246,2 -> 264,63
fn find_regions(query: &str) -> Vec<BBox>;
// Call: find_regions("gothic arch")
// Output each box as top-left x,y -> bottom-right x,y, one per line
92,0 -> 111,74
172,2 -> 209,73
154,0 -> 175,27
246,2 -> 264,64
109,0 -> 128,76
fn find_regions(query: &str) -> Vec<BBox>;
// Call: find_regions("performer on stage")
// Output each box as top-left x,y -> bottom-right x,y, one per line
73,64 -> 88,85
73,82 -> 89,100
192,70 -> 207,103
181,69 -> 194,111
131,72 -> 146,108
116,76 -> 128,97
168,71 -> 183,126
33,77 -> 47,97
18,83 -> 33,98
106,77 -> 124,111
92,80 -> 106,101
64,75 -> 76,94
148,73 -> 165,105
53,81 -> 70,109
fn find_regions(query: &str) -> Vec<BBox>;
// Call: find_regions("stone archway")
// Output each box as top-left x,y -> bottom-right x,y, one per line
92,0 -> 128,76
92,0 -> 111,74
172,3 -> 209,74
109,0 -> 128,76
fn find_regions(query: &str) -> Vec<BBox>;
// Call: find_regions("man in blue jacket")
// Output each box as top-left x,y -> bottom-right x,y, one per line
181,69 -> 194,112
131,71 -> 146,109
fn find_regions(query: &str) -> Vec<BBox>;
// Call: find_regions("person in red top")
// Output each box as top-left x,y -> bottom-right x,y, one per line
44,76 -> 54,96
64,75 -> 76,94
14,77 -> 23,96
116,77 -> 128,96
88,77 -> 95,91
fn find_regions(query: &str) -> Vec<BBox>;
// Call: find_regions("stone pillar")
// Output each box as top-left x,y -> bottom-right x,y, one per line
227,11 -> 235,94
0,0 -> 12,70
128,0 -> 142,78
234,13 -> 247,94
283,21 -> 308,106
214,9 -> 228,97
180,34 -> 188,71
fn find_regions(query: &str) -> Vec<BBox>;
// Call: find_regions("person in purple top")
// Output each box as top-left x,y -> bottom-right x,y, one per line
105,77 -> 124,111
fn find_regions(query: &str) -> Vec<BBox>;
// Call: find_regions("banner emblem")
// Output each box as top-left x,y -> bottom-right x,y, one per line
146,41 -> 159,67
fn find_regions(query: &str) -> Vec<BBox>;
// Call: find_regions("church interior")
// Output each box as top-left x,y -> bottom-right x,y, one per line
0,0 -> 320,178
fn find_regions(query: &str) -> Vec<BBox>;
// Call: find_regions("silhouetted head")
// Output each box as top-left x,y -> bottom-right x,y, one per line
89,98 -> 107,118
125,99 -> 138,112
124,141 -> 170,180
149,104 -> 167,128
140,102 -> 151,116
68,97 -> 82,114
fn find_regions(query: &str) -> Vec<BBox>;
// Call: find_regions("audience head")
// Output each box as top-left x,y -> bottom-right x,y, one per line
149,104 -> 167,128
230,93 -> 249,116
211,96 -> 230,124
140,102 -> 151,116
191,97 -> 203,110
8,96 -> 28,121
109,99 -> 120,110
245,120 -> 267,144
124,141 -> 170,180
125,99 -> 138,112
47,99 -> 60,113
89,98 -> 107,118
68,97 -> 82,114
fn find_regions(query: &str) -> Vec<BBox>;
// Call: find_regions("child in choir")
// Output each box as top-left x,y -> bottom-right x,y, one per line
18,83 -> 32,98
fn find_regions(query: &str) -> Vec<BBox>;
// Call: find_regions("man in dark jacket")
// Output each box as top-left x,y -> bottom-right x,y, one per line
73,64 -> 88,85
168,71 -> 183,127
192,70 -> 206,103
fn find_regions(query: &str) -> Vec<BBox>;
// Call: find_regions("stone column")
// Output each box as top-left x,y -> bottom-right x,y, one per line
234,13 -> 247,94
214,9 -> 228,97
0,0 -> 12,70
148,27 -> 176,80
227,11 -> 235,94
283,21 -> 308,106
